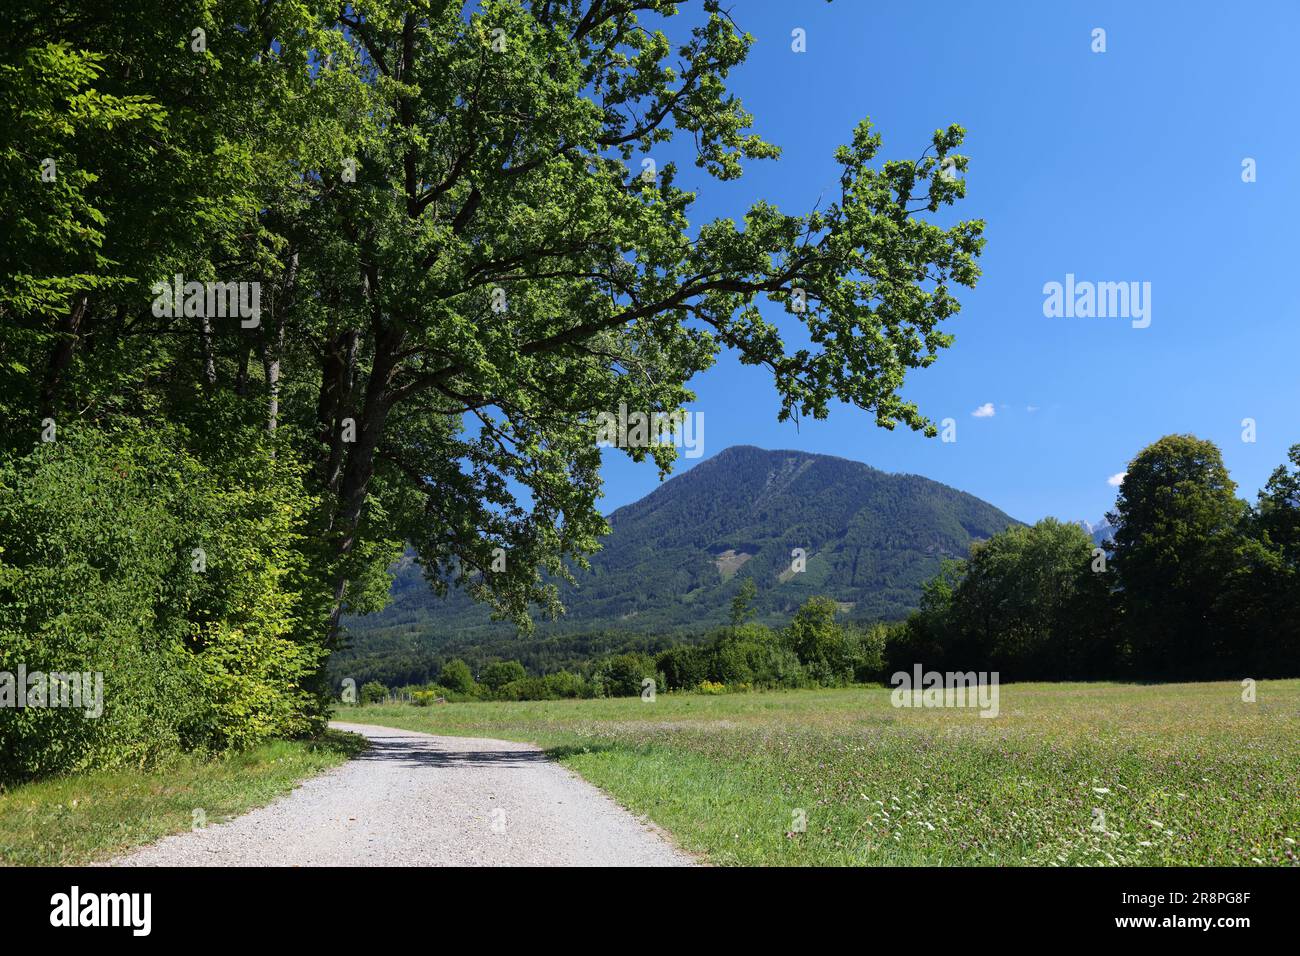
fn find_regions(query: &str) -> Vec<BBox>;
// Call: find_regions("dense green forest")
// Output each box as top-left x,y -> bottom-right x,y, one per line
0,1 -> 985,784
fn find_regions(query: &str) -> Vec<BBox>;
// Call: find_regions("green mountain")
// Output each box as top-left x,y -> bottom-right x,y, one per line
339,446 -> 1019,672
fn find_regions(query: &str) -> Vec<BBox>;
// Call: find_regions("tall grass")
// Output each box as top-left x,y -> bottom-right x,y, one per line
346,681 -> 1300,866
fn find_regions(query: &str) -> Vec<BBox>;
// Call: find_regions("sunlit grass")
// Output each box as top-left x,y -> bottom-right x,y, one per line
346,681 -> 1300,866
0,731 -> 366,866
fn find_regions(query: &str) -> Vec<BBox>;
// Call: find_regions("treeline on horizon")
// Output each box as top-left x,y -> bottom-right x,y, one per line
333,586 -> 886,693
345,433 -> 1300,699
348,586 -> 887,705
895,435 -> 1300,682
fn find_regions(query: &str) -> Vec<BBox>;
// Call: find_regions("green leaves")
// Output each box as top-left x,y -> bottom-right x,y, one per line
0,420 -> 332,780
2,1 -> 990,740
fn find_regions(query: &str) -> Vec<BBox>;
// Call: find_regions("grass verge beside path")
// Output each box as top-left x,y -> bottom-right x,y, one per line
0,731 -> 367,865
343,681 -> 1300,866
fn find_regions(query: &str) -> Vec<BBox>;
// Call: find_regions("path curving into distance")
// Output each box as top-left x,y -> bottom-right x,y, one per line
110,722 -> 695,867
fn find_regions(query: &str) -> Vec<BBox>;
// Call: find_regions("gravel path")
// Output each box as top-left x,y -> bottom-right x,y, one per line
110,722 -> 695,867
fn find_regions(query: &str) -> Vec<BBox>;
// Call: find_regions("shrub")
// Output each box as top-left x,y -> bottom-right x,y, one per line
846,623 -> 888,682
0,422 -> 328,783
594,652 -> 660,697
710,624 -> 804,688
697,680 -> 726,695
542,670 -> 591,699
784,596 -> 854,686
438,658 -> 476,695
479,660 -> 527,692
492,670 -> 595,701
359,681 -> 388,705
655,644 -> 709,692
710,640 -> 754,685
497,676 -> 551,701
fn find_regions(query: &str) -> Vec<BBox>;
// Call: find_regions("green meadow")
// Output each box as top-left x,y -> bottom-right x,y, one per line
5,682 -> 1294,867
0,731 -> 365,866
345,680 -> 1300,867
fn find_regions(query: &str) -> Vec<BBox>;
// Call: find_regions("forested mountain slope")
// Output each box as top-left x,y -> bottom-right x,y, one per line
339,446 -> 1020,668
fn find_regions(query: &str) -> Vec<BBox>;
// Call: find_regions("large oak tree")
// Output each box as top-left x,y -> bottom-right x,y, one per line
4,0 -> 986,666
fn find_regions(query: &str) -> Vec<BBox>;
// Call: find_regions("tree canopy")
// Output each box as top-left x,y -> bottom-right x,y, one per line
1,0 -> 985,772
896,437 -> 1300,681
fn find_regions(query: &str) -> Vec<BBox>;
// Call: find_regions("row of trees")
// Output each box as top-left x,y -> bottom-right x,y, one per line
655,589 -> 885,691
329,624 -> 681,688
353,589 -> 886,702
894,436 -> 1300,680
1,1 -> 982,781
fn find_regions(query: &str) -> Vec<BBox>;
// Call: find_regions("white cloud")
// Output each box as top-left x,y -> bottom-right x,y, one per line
1026,405 -> 1040,413
971,402 -> 995,418
1107,472 -> 1126,487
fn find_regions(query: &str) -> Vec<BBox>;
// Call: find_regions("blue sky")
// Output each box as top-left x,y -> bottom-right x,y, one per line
593,0 -> 1300,524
